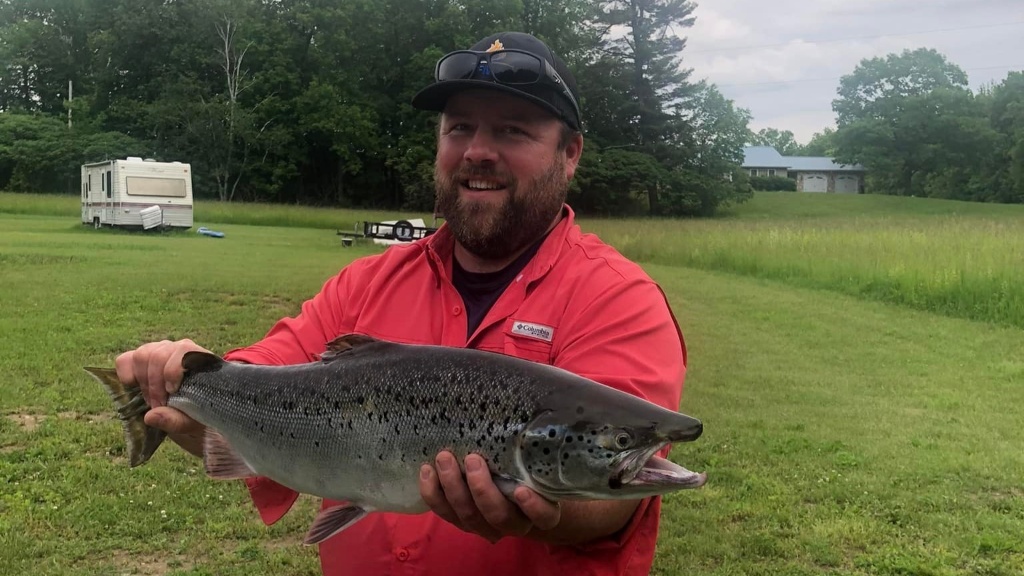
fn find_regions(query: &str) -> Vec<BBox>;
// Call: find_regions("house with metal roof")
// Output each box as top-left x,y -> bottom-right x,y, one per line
742,146 -> 866,193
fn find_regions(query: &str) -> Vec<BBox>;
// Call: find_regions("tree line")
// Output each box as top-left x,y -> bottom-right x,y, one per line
752,49 -> 1024,203
0,0 -> 755,217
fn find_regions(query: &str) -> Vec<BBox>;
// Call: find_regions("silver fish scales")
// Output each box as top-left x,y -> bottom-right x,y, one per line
87,334 -> 706,544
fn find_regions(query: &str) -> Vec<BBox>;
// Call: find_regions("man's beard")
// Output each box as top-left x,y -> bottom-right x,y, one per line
434,157 -> 568,261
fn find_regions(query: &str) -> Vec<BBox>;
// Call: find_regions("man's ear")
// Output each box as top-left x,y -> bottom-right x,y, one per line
563,132 -> 584,180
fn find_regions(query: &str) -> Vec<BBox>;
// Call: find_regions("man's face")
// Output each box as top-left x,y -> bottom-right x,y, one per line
434,90 -> 583,261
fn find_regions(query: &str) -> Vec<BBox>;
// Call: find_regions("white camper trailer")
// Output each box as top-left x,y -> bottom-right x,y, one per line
81,157 -> 194,229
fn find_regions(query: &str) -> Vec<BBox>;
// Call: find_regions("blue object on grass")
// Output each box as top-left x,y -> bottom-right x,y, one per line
197,227 -> 225,238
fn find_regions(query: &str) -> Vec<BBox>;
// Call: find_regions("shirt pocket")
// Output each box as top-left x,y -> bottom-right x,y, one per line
500,318 -> 556,365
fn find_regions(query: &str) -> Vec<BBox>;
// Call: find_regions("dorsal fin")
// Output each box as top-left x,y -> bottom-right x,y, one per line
181,351 -> 227,373
321,333 -> 380,362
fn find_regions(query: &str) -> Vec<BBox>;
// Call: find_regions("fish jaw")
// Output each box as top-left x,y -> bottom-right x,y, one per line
626,454 -> 707,490
610,442 -> 706,495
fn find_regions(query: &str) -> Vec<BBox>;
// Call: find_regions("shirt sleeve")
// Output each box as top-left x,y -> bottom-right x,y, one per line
551,276 -> 687,551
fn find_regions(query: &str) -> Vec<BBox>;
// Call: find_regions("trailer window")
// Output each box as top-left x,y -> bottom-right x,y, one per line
125,177 -> 187,198
106,171 -> 112,197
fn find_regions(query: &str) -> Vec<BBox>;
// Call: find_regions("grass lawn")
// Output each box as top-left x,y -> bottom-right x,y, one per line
1,192 -> 1022,574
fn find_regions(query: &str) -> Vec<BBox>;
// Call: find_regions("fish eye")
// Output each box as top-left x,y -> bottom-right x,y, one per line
614,432 -> 633,449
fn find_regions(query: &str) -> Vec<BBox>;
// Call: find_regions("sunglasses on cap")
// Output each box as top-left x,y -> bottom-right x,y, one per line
435,49 -> 581,124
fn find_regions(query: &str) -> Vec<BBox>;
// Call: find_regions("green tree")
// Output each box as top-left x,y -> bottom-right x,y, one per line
800,127 -> 837,156
750,127 -> 800,156
833,48 -> 968,127
594,0 -> 697,213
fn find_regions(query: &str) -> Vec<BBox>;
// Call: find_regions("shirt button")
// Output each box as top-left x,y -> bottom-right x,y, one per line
396,548 -> 410,561
452,306 -> 462,316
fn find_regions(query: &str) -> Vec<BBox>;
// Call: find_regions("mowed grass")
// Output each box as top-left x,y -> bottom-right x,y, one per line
1,192 -> 1023,574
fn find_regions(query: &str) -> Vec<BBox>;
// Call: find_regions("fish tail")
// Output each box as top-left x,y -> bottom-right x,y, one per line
83,367 -> 167,467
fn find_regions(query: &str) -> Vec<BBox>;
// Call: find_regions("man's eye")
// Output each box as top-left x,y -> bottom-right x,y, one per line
501,126 -> 526,135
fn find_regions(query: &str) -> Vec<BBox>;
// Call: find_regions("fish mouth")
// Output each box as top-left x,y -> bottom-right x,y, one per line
611,443 -> 707,490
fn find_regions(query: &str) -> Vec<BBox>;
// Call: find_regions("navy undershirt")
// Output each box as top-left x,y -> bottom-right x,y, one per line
452,235 -> 547,337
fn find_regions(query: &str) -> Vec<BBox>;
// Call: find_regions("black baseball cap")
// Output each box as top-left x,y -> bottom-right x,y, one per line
412,32 -> 582,131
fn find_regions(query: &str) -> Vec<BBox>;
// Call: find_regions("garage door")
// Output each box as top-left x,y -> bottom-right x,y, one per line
801,173 -> 827,193
835,174 -> 859,194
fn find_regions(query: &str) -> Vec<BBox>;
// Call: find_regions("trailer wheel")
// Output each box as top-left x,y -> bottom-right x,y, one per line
392,220 -> 415,242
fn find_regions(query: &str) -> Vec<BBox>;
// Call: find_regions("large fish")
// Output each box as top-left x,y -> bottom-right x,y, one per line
86,334 -> 706,544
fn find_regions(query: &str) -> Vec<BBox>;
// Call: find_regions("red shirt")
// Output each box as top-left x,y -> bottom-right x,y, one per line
224,206 -> 688,576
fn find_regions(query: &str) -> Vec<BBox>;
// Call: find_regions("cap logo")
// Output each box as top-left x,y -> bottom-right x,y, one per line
486,40 -> 504,53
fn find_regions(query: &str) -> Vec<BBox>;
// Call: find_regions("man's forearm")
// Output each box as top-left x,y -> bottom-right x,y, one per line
526,499 -> 642,546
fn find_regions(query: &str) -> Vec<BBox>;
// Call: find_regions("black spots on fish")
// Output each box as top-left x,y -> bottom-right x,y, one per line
357,454 -> 362,460
289,432 -> 295,439
543,448 -> 550,455
532,441 -> 539,448
421,446 -> 428,457
565,436 -> 573,444
347,420 -> 354,430
378,454 -> 384,461
562,453 -> 569,460
394,423 -> 401,435
547,429 -> 556,439
413,423 -> 420,436
605,452 -> 613,459
588,448 -> 594,453
577,435 -> 585,442
333,401 -> 341,410
314,440 -> 320,448
356,395 -> 365,405
282,400 -> 295,411
479,400 -> 489,413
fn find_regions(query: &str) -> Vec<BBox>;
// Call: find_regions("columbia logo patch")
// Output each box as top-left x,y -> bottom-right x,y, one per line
512,321 -> 554,342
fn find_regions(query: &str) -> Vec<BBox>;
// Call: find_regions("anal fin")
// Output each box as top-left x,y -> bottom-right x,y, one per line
304,504 -> 371,545
203,429 -> 257,479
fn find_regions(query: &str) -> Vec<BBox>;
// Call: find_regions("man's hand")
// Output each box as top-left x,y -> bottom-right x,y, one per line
419,451 -> 561,543
114,339 -> 209,458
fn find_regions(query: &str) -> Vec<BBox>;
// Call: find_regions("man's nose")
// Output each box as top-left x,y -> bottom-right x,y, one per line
463,129 -> 499,164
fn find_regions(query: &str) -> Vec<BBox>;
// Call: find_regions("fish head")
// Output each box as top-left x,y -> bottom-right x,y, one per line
517,391 -> 706,500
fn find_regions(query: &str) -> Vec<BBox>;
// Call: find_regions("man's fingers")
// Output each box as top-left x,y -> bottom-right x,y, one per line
419,463 -> 461,527
433,452 -> 501,542
464,455 -> 531,537
144,406 -> 203,436
512,487 -> 561,531
163,339 -> 199,396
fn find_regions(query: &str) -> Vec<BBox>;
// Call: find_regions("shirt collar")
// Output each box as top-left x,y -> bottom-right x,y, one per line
424,204 -> 577,285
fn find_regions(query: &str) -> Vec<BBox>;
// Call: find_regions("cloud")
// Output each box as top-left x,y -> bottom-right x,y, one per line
680,0 -> 1024,142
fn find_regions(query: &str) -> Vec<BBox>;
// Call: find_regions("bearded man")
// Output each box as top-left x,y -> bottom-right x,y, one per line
115,31 -> 689,576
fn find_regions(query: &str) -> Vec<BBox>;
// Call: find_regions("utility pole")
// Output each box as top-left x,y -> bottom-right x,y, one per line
68,80 -> 73,129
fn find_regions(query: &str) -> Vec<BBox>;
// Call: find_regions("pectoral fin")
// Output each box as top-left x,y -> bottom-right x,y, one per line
492,475 -> 523,501
304,504 -> 371,545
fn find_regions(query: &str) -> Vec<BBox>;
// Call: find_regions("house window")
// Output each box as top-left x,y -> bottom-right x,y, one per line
768,169 -> 776,177
749,169 -> 757,177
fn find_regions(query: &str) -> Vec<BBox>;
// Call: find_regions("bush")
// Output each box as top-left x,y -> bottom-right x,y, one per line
750,175 -> 797,191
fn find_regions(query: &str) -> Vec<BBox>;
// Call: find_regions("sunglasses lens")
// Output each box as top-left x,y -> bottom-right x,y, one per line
487,52 -> 543,85
437,52 -> 482,81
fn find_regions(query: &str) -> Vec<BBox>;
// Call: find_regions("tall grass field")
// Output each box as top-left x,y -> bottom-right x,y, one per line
1,191 -> 1022,575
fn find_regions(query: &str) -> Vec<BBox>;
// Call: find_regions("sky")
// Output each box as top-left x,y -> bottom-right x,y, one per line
682,0 -> 1024,144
